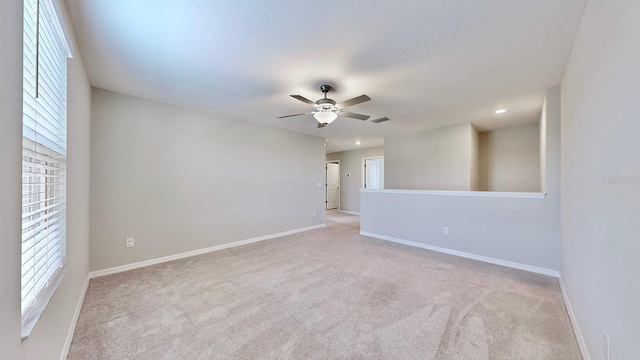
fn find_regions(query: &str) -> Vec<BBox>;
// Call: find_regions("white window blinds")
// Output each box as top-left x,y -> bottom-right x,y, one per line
21,0 -> 71,335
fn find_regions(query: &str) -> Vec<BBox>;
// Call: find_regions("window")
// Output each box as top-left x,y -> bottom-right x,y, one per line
21,0 -> 71,338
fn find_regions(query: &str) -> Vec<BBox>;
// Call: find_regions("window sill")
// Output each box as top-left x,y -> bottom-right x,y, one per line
21,266 -> 66,341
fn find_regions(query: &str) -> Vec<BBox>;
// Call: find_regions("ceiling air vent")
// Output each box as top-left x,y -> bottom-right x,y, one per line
371,116 -> 390,123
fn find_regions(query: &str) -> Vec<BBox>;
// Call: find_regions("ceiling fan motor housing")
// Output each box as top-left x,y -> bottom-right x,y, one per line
316,98 -> 336,106
315,98 -> 337,112
316,85 -> 338,111
320,84 -> 333,93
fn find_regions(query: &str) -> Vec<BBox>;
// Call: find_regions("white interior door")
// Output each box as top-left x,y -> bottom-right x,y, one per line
364,158 -> 384,189
326,163 -> 339,210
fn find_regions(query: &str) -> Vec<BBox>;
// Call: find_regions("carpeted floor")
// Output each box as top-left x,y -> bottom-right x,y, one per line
68,211 -> 581,359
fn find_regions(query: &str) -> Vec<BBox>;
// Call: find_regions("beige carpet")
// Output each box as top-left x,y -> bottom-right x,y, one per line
68,211 -> 581,359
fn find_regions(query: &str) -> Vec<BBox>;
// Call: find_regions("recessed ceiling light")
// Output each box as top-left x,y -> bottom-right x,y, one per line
495,109 -> 507,114
355,141 -> 361,145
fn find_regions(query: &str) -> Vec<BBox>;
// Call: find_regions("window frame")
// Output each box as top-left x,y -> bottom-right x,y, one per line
21,0 -> 72,340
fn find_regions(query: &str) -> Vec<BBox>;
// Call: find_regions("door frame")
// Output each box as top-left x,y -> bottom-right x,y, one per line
325,160 -> 340,210
361,156 -> 384,189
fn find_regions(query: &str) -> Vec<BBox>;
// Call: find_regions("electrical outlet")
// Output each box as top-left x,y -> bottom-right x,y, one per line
443,227 -> 449,235
603,331 -> 610,360
126,237 -> 135,248
313,211 -> 317,217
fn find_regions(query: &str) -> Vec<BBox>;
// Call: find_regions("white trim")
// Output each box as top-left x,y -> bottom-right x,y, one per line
59,274 -> 90,360
339,210 -> 360,215
90,224 -> 326,278
360,188 -> 546,199
559,276 -> 591,360
359,231 -> 559,278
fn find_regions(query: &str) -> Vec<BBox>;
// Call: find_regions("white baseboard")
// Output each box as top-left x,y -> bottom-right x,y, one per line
60,274 -> 90,360
339,210 -> 360,215
359,231 -> 560,278
559,276 -> 591,360
90,224 -> 326,279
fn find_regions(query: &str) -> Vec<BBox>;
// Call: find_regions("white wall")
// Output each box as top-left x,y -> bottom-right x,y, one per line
90,89 -> 326,271
479,124 -> 540,192
326,146 -> 384,213
561,1 -> 640,359
0,1 -> 92,359
384,123 -> 476,190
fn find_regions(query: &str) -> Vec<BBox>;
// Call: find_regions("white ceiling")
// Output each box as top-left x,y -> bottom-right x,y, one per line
65,0 -> 586,152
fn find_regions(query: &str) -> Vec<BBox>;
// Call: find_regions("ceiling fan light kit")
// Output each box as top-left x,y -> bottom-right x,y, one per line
314,111 -> 338,124
278,84 -> 371,127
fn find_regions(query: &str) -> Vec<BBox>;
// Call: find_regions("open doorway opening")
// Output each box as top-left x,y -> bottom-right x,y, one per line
325,161 -> 340,210
362,157 -> 384,189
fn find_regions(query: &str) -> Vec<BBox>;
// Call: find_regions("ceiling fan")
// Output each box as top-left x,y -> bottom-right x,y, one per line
278,85 -> 371,128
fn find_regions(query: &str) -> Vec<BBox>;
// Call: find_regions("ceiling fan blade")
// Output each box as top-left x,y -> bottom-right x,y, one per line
339,111 -> 370,121
277,113 -> 310,118
317,123 -> 327,128
290,95 -> 316,105
336,95 -> 371,108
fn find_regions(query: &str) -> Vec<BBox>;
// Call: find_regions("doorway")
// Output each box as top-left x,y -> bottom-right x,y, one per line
362,157 -> 384,189
326,161 -> 340,210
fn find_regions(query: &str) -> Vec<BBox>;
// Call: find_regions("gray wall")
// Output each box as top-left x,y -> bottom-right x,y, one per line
539,87 -> 561,271
360,89 -> 561,273
479,124 -> 540,192
561,1 -> 640,358
0,1 -> 92,359
361,191 -> 561,271
469,125 -> 480,191
326,146 -> 384,213
539,101 -> 548,192
0,1 -> 23,357
385,124 -> 476,190
90,89 -> 326,271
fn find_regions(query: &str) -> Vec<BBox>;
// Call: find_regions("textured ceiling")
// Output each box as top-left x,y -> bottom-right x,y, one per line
65,0 -> 586,152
